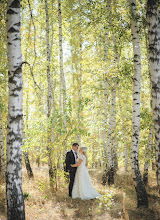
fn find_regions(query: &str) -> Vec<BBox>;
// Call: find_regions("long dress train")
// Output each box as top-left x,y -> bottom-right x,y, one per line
72,154 -> 101,200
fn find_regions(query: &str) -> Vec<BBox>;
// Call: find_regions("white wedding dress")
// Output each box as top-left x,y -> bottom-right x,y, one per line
72,154 -> 101,200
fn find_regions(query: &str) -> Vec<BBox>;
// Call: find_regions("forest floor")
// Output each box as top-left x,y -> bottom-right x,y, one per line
0,164 -> 160,220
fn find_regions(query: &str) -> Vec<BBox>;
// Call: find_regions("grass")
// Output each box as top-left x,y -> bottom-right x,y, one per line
0,165 -> 160,220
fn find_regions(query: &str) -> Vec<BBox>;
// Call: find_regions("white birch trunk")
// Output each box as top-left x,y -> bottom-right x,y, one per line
45,0 -> 55,185
104,82 -> 118,185
77,32 -> 82,145
58,0 -> 67,135
129,0 -> 148,207
102,0 -> 112,185
118,92 -> 129,171
106,105 -> 114,185
146,0 -> 160,193
123,130 -> 129,172
0,107 -> 5,180
77,69 -> 82,145
103,78 -> 109,153
111,79 -> 118,171
102,77 -> 110,185
111,4 -> 120,172
6,0 -> 25,218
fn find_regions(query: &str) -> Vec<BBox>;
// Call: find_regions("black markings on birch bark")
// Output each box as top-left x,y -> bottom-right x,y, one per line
58,0 -> 67,141
147,0 -> 160,193
0,103 -> 5,181
45,0 -> 55,185
6,0 -> 25,219
10,0 -> 20,8
129,0 -> 148,207
7,9 -> 17,14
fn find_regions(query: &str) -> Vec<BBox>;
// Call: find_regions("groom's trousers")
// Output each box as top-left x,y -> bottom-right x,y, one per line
69,169 -> 76,197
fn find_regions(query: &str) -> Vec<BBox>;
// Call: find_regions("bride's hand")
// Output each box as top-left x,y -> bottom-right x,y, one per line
71,164 -> 73,167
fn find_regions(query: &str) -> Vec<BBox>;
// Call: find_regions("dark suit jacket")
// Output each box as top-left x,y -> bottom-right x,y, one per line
65,150 -> 77,173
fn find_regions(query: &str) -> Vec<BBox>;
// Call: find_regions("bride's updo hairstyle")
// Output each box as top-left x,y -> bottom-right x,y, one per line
79,146 -> 88,166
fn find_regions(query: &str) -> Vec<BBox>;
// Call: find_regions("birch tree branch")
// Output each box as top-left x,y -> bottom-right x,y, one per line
27,0 -> 37,69
14,61 -> 41,91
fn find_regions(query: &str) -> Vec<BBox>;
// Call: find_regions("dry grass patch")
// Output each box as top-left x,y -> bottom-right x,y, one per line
109,168 -> 160,220
1,165 -> 160,220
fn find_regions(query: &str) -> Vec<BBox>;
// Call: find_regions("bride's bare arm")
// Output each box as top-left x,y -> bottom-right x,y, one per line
71,158 -> 83,167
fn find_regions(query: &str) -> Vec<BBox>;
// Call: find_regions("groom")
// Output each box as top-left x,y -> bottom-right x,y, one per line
65,143 -> 79,197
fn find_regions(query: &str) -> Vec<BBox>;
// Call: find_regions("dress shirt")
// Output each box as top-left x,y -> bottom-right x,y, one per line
72,149 -> 78,163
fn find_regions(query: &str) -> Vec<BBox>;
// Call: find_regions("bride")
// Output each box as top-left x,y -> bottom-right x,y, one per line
71,146 -> 101,200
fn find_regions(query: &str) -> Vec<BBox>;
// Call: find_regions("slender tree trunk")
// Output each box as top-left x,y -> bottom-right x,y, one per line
6,0 -> 25,219
111,79 -> 118,172
123,130 -> 129,172
23,27 -> 34,179
22,119 -> 33,179
24,151 -> 33,178
58,0 -> 67,136
146,0 -> 160,193
45,0 -> 55,185
0,105 -> 5,181
143,126 -> 153,185
102,81 -> 116,185
106,97 -> 114,185
102,0 -> 111,185
77,65 -> 82,145
106,80 -> 119,185
118,92 -> 129,171
129,0 -> 148,207
77,20 -> 82,145
102,77 -> 109,185
22,77 -> 34,179
110,6 -> 120,172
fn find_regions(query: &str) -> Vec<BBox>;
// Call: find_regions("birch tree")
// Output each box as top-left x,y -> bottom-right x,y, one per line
102,80 -> 117,185
77,0 -> 83,145
0,105 -> 5,180
107,80 -> 118,184
102,77 -> 110,185
118,92 -> 129,171
45,0 -> 55,184
58,0 -> 67,135
111,78 -> 118,172
129,0 -> 148,207
146,0 -> 160,193
6,0 -> 25,218
102,0 -> 112,185
110,1 -> 120,172
77,48 -> 82,145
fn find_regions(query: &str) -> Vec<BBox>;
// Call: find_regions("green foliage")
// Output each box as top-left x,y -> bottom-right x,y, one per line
97,190 -> 113,213
23,192 -> 30,200
0,0 -> 153,171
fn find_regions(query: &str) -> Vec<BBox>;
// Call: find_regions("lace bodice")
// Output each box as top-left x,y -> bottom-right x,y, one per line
78,154 -> 86,167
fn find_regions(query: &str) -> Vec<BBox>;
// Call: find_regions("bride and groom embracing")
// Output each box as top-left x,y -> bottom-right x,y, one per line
65,143 -> 101,200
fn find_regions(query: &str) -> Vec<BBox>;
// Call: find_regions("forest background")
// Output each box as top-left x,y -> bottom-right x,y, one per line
0,0 -> 160,219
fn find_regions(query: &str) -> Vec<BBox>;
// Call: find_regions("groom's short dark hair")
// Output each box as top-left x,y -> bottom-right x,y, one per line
72,143 -> 79,147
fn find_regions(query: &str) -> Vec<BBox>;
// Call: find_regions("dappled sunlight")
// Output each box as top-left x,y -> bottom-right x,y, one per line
0,0 -> 160,219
